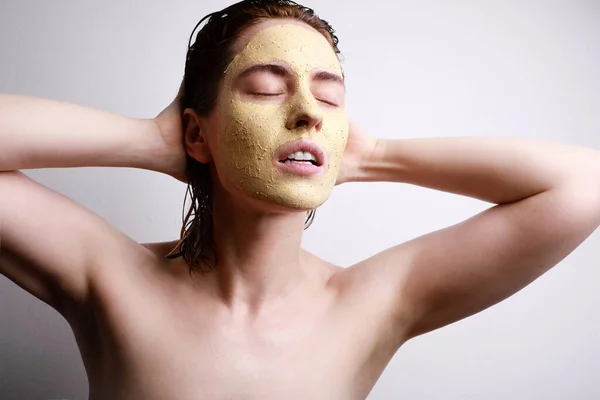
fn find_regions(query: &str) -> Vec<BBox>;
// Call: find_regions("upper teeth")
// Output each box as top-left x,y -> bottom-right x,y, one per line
285,151 -> 317,162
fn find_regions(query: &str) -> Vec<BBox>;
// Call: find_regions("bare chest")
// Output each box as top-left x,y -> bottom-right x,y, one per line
76,271 -> 392,400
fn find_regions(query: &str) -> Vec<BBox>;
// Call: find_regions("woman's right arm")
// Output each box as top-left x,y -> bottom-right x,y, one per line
0,93 -> 167,172
0,93 -> 179,316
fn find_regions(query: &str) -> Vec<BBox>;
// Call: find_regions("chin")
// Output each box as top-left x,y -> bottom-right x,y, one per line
254,189 -> 330,212
262,178 -> 335,208
230,184 -> 331,213
220,172 -> 336,213
272,193 -> 328,211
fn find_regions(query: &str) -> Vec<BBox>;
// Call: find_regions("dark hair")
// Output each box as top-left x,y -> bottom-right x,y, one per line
166,0 -> 342,275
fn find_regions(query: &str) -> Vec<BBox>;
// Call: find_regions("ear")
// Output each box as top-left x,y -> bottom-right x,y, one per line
183,108 -> 213,164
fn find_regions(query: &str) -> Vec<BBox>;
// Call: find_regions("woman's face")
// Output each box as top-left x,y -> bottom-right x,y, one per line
207,20 -> 349,211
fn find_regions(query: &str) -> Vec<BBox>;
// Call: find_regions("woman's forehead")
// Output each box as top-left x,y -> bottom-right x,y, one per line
232,18 -> 322,53
226,23 -> 342,76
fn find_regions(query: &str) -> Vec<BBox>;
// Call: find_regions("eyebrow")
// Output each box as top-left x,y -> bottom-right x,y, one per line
313,70 -> 345,88
238,63 -> 345,88
238,63 -> 289,78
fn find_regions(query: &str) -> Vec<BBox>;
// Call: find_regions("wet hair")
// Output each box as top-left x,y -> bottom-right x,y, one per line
166,0 -> 342,275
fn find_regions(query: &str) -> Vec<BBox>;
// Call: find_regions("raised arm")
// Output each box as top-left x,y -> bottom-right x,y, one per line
344,127 -> 600,343
0,91 -> 183,314
0,93 -> 169,172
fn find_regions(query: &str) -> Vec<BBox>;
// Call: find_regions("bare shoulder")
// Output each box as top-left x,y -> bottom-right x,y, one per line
321,249 -> 414,345
141,240 -> 180,258
333,247 -> 412,311
0,171 -> 164,316
303,252 -> 413,380
298,250 -> 343,289
305,248 -> 407,310
88,239 -> 183,320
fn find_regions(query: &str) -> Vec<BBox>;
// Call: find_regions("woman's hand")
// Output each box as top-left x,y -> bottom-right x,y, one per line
153,81 -> 188,183
336,120 -> 379,185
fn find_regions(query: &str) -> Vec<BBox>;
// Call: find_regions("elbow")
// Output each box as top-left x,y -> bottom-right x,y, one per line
562,172 -> 600,232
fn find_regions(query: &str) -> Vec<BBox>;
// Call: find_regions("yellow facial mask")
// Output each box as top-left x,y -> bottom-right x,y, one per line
213,23 -> 349,210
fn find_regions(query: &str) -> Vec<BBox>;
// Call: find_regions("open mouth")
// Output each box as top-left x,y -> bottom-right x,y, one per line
275,139 -> 325,167
274,138 -> 326,177
279,151 -> 319,166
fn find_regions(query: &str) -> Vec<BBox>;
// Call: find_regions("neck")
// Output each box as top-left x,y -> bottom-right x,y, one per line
205,189 -> 310,316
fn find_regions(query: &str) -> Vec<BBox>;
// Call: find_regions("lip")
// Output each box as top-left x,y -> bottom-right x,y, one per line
273,138 -> 327,177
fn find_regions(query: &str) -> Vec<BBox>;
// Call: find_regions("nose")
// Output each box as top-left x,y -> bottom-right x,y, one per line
286,91 -> 325,132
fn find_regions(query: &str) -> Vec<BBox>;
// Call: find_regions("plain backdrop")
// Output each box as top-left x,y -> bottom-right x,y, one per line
1,1 -> 599,399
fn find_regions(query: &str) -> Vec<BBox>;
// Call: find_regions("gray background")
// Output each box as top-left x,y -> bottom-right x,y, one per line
1,0 -> 599,399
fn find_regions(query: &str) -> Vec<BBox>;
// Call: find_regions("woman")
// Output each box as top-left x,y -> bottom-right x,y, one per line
1,0 -> 599,399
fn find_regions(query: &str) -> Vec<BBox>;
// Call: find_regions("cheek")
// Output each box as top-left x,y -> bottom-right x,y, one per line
323,114 -> 349,148
218,101 -> 287,152
210,100 -> 287,190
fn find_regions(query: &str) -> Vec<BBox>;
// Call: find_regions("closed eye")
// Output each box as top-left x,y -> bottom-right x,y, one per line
317,98 -> 339,107
252,92 -> 284,96
254,93 -> 337,106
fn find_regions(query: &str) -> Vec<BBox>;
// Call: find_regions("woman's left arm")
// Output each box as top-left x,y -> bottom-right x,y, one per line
343,124 -> 600,342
